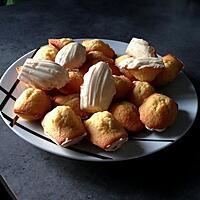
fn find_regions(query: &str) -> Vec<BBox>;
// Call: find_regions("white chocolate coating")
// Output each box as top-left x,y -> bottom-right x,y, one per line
55,42 -> 86,69
126,37 -> 155,58
116,57 -> 165,70
80,61 -> 116,113
18,58 -> 69,90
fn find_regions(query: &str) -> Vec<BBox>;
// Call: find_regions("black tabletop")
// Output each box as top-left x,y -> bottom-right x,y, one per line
0,0 -> 200,199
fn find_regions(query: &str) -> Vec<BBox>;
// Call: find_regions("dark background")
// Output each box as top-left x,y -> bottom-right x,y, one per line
0,0 -> 200,199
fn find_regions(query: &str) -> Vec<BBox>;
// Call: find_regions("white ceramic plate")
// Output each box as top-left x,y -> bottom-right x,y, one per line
0,39 -> 198,162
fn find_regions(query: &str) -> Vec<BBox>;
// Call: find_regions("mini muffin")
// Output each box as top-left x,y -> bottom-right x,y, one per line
113,75 -> 132,100
110,101 -> 144,133
139,93 -> 178,131
80,51 -> 120,75
48,38 -> 73,50
59,71 -> 83,95
33,45 -> 58,61
84,111 -> 128,151
82,39 -> 116,58
14,88 -> 51,121
42,106 -> 86,147
55,42 -> 86,69
152,54 -> 184,86
130,81 -> 155,107
53,94 -> 89,118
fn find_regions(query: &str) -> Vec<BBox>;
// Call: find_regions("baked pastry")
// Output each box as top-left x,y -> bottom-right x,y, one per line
48,38 -> 73,50
18,58 -> 69,90
82,39 -> 116,58
126,37 -> 156,58
41,106 -> 86,147
59,70 -> 83,95
130,81 -> 155,107
84,111 -> 128,151
113,75 -> 132,100
115,55 -> 131,66
115,55 -> 136,81
33,45 -> 58,61
53,94 -> 89,118
79,51 -> 119,75
152,54 -> 184,86
14,88 -> 51,121
110,101 -> 144,133
116,57 -> 165,82
80,61 -> 116,113
139,93 -> 178,132
55,42 -> 86,69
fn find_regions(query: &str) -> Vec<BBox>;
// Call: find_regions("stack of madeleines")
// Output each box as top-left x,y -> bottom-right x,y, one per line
13,37 -> 183,151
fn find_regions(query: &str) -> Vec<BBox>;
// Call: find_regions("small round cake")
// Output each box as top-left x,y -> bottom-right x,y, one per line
14,88 -> 52,121
33,45 -> 58,61
110,101 -> 144,133
139,93 -> 178,132
130,81 -> 155,107
113,75 -> 132,100
42,106 -> 86,146
152,54 -> 184,86
53,94 -> 89,119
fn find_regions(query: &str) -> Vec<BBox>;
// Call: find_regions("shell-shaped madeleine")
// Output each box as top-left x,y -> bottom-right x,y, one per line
55,42 -> 86,69
18,58 -> 69,90
80,61 -> 116,113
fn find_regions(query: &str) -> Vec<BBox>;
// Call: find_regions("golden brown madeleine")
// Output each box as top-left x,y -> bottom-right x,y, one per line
139,93 -> 178,131
110,101 -> 144,133
80,51 -> 115,74
84,111 -> 128,151
14,88 -> 52,121
124,67 -> 163,82
152,54 -> 184,86
59,70 -> 83,95
48,38 -> 73,50
33,45 -> 58,61
42,106 -> 86,146
82,39 -> 116,58
53,94 -> 89,118
130,81 -> 155,107
113,75 -> 132,100
119,68 -> 137,81
86,51 -> 114,65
